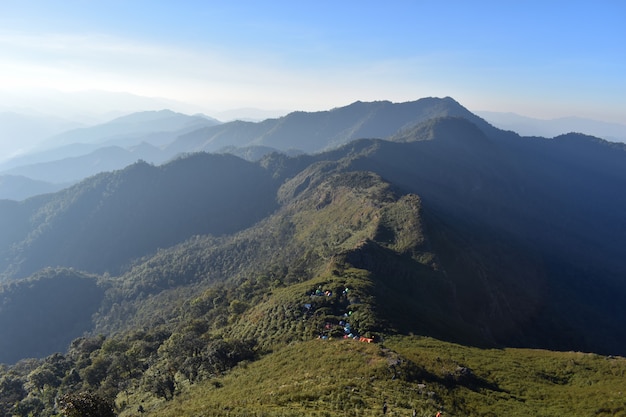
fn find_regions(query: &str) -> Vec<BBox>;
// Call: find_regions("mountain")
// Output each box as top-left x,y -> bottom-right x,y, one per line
0,110 -> 218,172
2,144 -> 165,184
216,145 -> 304,161
341,119 -> 626,354
0,175 -> 65,200
477,110 -> 626,142
38,109 -> 219,150
0,111 -> 83,163
0,153 -> 279,280
0,97 -> 625,416
212,107 -> 290,122
0,110 -> 222,192
0,98 -> 490,198
4,100 -> 623,200
0,115 -> 624,356
0,89 -> 210,124
166,97 -> 490,155
0,268 -> 104,364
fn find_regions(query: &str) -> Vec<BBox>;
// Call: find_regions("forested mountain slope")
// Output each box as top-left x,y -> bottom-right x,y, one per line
0,111 -> 624,355
1,99 -> 625,416
0,269 -> 103,364
0,153 -> 279,280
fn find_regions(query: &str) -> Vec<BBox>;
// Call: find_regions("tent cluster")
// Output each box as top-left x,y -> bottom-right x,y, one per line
334,319 -> 374,343
304,285 -> 375,343
309,288 -> 334,297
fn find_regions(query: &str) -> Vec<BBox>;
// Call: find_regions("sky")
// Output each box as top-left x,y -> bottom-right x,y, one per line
0,1 -> 625,123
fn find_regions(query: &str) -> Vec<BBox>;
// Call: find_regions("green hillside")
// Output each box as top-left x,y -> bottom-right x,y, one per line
2,160 -> 625,416
3,261 -> 625,417
1,101 -> 626,416
144,336 -> 626,417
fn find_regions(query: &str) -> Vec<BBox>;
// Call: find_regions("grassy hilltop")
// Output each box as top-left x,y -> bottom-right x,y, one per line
141,334 -> 626,417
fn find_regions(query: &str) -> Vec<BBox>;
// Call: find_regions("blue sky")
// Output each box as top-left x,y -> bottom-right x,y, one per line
0,1 -> 624,122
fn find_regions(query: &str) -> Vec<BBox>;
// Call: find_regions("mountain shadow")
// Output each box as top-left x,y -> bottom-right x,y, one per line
330,117 -> 626,355
0,153 -> 280,280
0,268 -> 104,363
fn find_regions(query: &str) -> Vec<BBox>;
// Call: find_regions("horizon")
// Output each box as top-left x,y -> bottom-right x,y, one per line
1,92 -> 626,163
3,90 -> 626,124
0,1 -> 624,125
4,91 -> 626,125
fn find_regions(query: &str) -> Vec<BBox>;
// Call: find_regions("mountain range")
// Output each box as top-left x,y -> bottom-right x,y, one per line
0,97 -> 625,416
477,110 -> 626,142
3,98 -> 623,201
0,111 -> 83,163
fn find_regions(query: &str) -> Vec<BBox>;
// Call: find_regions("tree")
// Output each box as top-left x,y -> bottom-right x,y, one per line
57,392 -> 116,417
229,299 -> 248,315
142,371 -> 175,401
80,356 -> 112,388
13,396 -> 44,417
27,367 -> 61,391
0,375 -> 26,415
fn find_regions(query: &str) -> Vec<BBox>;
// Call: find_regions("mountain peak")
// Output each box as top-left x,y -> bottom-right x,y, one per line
171,97 -> 482,155
390,116 -> 489,145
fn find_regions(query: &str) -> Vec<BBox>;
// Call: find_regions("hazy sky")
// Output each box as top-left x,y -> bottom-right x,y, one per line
0,1 -> 625,122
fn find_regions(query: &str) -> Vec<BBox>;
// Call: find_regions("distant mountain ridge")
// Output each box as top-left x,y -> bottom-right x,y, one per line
0,110 -> 222,195
39,109 -> 219,149
477,110 -> 626,142
2,144 -> 163,184
2,97 -> 496,199
0,111 -> 83,163
167,97 -> 491,154
3,98 -> 619,201
0,175 -> 65,200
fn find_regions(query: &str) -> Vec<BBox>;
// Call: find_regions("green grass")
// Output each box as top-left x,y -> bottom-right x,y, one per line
136,339 -> 432,417
134,336 -> 626,417
226,267 -> 381,350
388,336 -> 626,417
